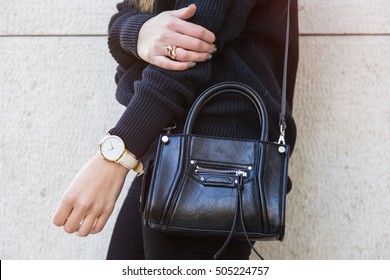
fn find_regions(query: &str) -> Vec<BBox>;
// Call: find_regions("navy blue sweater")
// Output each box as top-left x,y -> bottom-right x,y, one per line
107,0 -> 299,160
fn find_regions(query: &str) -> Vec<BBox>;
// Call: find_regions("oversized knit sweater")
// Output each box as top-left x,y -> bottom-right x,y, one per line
107,0 -> 299,161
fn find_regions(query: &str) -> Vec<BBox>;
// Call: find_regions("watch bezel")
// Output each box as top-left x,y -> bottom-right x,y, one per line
99,135 -> 125,161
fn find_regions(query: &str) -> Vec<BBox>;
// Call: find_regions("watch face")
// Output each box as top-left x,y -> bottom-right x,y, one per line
100,136 -> 125,161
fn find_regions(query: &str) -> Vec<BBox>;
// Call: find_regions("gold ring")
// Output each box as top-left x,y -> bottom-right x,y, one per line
166,45 -> 177,60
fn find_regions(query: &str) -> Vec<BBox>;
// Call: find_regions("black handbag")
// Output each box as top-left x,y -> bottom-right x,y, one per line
141,0 -> 292,259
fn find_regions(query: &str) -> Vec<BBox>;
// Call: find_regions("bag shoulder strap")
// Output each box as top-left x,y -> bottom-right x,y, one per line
278,0 -> 291,145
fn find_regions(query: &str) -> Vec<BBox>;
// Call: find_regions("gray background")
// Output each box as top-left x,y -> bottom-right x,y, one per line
1,0 -> 389,259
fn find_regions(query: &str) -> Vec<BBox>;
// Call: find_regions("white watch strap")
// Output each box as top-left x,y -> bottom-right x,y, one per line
117,150 -> 139,170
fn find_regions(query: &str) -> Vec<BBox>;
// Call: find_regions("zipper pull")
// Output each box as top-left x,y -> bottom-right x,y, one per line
235,170 -> 247,190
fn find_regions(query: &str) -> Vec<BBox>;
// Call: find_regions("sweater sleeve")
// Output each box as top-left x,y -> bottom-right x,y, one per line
108,1 -> 154,69
109,0 -> 258,158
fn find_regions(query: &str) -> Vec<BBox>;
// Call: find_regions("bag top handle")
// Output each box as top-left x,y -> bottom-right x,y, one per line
184,82 -> 269,141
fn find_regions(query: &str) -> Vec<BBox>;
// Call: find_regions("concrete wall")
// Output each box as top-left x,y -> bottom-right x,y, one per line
1,0 -> 389,259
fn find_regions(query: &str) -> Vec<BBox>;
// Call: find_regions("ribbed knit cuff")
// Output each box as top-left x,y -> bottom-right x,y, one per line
120,14 -> 154,59
108,83 -> 178,158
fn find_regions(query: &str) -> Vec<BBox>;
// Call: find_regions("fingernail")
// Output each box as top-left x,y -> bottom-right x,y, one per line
206,54 -> 212,61
188,62 -> 196,69
212,46 -> 218,54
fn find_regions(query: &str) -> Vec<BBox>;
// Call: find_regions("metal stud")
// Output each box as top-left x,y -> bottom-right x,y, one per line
161,135 -> 169,143
247,166 -> 253,171
190,160 -> 195,165
278,146 -> 286,154
200,177 -> 205,182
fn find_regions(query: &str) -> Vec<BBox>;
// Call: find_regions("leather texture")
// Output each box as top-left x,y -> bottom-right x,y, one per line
117,150 -> 139,170
141,83 -> 289,242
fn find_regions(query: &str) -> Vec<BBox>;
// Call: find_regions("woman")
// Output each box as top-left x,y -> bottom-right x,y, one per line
53,0 -> 299,259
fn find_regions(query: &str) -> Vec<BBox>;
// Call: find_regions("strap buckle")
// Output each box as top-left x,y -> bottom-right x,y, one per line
277,124 -> 286,145
163,122 -> 177,135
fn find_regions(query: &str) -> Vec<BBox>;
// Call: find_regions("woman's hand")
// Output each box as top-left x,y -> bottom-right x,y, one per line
137,4 -> 217,71
52,152 -> 129,237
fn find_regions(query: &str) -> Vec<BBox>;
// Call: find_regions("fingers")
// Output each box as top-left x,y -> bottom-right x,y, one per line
79,208 -> 113,236
168,4 -> 197,21
137,4 -> 216,69
52,153 -> 127,237
54,206 -> 107,237
151,44 -> 216,71
175,21 -> 216,45
52,197 -> 73,227
90,212 -> 111,235
153,56 -> 197,71
167,5 -> 216,44
75,215 -> 96,237
52,189 -> 110,236
62,207 -> 85,234
173,32 -> 216,54
172,47 -> 213,63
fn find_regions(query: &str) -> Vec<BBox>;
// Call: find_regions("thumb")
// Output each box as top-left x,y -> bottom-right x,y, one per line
168,4 -> 197,20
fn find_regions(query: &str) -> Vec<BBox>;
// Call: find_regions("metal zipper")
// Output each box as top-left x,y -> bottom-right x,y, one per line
194,166 -> 248,178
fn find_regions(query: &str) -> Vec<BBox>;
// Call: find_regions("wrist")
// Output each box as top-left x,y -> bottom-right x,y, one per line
98,134 -> 143,173
93,152 -> 129,175
120,13 -> 154,59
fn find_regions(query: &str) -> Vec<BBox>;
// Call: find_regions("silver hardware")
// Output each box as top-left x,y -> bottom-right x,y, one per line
163,122 -> 177,135
247,166 -> 253,171
277,124 -> 286,154
190,160 -> 196,165
161,135 -> 169,143
234,179 -> 238,184
236,170 -> 248,177
200,177 -> 205,182
277,124 -> 286,145
278,146 -> 286,154
194,166 -> 248,177
277,135 -> 286,145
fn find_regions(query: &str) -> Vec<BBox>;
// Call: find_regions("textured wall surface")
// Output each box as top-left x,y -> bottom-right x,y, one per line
1,0 -> 389,259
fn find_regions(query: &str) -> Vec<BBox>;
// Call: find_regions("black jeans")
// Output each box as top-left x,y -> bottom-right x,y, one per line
106,174 -> 253,260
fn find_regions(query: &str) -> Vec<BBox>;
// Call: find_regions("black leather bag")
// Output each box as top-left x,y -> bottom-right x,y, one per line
141,0 -> 292,259
141,83 -> 290,259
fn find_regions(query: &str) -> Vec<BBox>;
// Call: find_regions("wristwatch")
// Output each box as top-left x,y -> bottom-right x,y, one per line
99,134 -> 139,170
